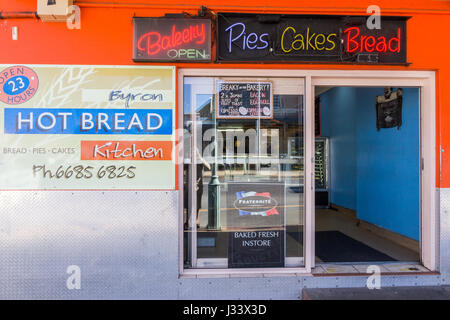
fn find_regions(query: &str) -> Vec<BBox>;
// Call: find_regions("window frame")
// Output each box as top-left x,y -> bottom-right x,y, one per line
178,68 -> 437,277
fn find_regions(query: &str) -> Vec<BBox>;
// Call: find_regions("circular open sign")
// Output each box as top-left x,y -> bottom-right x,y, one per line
0,66 -> 39,105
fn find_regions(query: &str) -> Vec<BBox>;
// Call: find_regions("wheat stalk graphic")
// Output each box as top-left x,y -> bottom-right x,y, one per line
6,67 -> 97,164
37,67 -> 96,108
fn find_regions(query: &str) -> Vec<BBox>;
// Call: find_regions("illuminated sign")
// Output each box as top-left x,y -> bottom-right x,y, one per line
217,14 -> 408,64
133,18 -> 211,62
343,27 -> 401,53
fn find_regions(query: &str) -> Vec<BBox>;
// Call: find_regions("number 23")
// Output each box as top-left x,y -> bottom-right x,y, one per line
7,78 -> 25,93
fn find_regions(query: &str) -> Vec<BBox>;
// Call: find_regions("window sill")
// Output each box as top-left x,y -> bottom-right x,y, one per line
179,267 -> 312,279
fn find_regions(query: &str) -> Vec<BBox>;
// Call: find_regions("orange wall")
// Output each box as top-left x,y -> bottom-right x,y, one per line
1,0 -> 450,187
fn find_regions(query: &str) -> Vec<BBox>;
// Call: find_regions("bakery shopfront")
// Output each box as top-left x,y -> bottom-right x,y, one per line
172,13 -> 435,276
0,1 -> 448,299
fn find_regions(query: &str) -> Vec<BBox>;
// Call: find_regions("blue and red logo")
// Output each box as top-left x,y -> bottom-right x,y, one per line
234,191 -> 279,216
0,65 -> 39,105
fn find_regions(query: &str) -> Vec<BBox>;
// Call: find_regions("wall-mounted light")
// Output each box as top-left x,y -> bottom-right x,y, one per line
47,0 -> 56,5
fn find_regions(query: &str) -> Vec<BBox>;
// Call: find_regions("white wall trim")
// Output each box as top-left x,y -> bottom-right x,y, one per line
311,70 -> 437,272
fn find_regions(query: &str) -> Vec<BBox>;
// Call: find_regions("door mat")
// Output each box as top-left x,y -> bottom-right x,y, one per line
195,230 -> 397,262
288,230 -> 397,263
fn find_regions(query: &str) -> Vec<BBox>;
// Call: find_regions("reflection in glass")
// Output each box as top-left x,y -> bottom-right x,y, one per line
184,77 -> 304,269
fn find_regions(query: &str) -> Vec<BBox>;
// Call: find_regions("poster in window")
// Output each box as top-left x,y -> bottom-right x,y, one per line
216,81 -> 273,119
226,182 -> 285,268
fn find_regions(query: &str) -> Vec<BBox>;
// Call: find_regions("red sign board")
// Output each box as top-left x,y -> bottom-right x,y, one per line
133,18 -> 211,62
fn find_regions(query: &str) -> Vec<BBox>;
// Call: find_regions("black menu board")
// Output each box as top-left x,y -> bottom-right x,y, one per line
216,81 -> 273,119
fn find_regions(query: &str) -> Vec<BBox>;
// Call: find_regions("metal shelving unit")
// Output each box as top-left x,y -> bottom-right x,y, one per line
315,137 -> 330,208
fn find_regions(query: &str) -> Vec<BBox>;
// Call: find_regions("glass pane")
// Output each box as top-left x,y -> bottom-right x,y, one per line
184,77 -> 304,269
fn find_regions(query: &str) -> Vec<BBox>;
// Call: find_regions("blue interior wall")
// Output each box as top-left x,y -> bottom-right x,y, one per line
320,87 -> 420,240
320,87 -> 357,211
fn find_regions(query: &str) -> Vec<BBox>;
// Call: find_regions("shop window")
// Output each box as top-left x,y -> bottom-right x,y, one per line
183,77 -> 305,269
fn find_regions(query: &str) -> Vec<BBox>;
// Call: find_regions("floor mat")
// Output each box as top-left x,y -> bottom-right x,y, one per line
195,229 -> 397,262
288,230 -> 397,262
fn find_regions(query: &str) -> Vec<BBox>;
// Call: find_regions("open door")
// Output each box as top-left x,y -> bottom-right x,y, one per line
311,80 -> 434,272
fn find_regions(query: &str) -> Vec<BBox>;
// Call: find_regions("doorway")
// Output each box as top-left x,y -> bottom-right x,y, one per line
178,69 -> 437,275
314,85 -> 420,264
